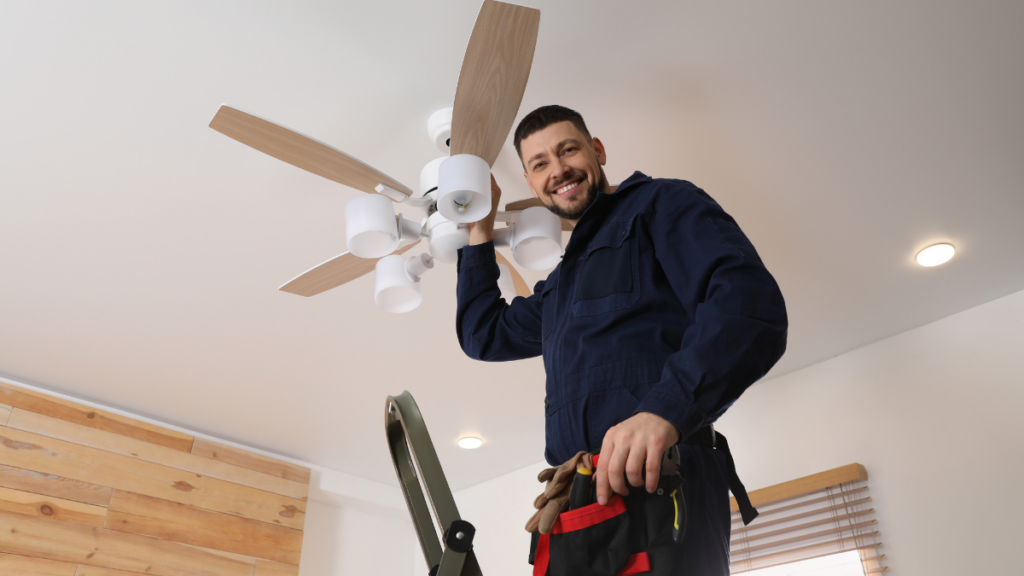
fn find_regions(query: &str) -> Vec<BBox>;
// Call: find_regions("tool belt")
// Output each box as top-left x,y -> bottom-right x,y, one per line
528,426 -> 758,576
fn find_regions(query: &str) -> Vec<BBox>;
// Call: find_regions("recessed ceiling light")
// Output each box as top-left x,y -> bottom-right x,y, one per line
916,243 -> 955,267
458,437 -> 483,450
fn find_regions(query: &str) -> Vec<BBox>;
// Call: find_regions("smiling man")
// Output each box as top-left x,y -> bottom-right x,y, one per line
455,105 -> 788,575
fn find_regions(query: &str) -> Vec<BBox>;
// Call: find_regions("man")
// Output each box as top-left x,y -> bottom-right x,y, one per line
455,105 -> 788,575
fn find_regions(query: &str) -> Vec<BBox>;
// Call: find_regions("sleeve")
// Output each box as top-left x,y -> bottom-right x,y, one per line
632,182 -> 789,438
456,241 -> 545,361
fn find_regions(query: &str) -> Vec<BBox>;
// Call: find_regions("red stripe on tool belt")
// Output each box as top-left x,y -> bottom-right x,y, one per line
533,544 -> 649,576
550,495 -> 627,534
618,552 -> 651,576
532,496 -> 631,576
533,532 -> 550,576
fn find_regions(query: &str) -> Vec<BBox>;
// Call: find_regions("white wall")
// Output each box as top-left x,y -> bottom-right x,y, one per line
299,498 -> 415,576
717,287 -> 1024,574
448,288 -> 1024,575
452,461 -> 550,575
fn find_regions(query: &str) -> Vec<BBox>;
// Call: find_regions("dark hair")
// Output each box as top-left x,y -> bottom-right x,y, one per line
513,105 -> 592,160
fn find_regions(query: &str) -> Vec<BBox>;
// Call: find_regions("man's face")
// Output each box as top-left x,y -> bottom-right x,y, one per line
520,121 -> 608,222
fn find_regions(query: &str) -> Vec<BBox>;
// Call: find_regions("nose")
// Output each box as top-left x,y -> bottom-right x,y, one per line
550,157 -> 570,182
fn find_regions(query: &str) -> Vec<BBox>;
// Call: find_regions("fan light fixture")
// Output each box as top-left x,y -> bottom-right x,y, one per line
345,194 -> 423,260
214,1 -> 551,313
916,243 -> 955,267
375,253 -> 434,313
494,206 -> 563,270
437,154 -> 492,224
458,437 -> 483,449
345,195 -> 400,258
426,212 -> 470,264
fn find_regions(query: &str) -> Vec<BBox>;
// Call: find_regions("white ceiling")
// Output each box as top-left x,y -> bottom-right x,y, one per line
1,0 -> 1022,491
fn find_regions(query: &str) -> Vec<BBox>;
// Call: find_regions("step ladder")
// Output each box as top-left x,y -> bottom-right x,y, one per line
386,391 -> 483,576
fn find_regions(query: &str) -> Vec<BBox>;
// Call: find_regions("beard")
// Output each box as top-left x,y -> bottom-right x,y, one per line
543,167 -> 608,221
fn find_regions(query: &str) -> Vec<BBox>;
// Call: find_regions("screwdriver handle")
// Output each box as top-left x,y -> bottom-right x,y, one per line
568,467 -> 593,510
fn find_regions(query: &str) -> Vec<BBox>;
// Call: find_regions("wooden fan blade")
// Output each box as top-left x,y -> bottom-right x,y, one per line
504,197 -> 544,211
280,241 -> 421,297
502,198 -> 574,231
210,105 -> 413,197
450,0 -> 540,166
494,250 -> 532,299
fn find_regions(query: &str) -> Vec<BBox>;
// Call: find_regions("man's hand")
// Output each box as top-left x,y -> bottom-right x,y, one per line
595,412 -> 680,504
467,174 -> 502,245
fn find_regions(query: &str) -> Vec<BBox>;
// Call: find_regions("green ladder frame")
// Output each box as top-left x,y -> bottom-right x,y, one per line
386,391 -> 483,576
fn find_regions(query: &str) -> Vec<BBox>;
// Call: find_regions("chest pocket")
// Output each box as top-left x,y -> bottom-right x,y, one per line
572,217 -> 641,317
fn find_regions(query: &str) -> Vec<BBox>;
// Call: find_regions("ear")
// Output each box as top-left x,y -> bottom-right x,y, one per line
592,137 -> 608,166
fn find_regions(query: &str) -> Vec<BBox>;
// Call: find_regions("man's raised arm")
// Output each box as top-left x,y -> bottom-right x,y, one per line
455,176 -> 545,362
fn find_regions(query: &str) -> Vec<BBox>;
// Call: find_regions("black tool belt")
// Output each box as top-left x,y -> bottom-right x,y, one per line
529,425 -> 757,576
682,425 -> 759,525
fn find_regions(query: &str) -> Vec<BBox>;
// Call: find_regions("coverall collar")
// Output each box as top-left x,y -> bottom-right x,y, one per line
566,171 -> 653,256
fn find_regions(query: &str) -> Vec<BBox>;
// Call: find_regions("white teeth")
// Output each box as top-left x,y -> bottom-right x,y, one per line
556,181 -> 579,195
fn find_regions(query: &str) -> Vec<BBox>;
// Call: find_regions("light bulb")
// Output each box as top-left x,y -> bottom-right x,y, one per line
453,192 -> 471,212
916,243 -> 955,267
458,437 -> 483,449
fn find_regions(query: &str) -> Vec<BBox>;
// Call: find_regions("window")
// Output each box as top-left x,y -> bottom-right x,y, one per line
742,550 -> 865,576
730,464 -> 887,574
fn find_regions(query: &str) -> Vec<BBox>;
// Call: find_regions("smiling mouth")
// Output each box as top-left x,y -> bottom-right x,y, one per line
553,179 -> 583,197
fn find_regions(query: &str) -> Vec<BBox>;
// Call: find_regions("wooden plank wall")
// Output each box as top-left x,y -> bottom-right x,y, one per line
0,382 -> 311,576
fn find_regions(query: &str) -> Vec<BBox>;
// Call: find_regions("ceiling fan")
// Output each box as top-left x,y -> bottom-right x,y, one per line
209,0 -> 570,312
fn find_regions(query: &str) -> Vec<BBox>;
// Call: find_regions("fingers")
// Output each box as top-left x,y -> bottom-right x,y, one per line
595,435 -> 612,505
525,509 -> 541,533
489,173 -> 502,210
537,467 -> 556,483
539,495 -> 568,534
624,442 -> 648,491
645,440 -> 662,494
490,173 -> 502,195
596,413 -> 681,503
469,174 -> 502,245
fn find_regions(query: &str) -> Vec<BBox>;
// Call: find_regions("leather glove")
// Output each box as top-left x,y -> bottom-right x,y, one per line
525,451 -> 593,534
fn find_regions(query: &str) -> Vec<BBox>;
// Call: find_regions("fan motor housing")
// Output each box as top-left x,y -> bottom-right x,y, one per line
427,108 -> 453,153
419,157 -> 446,198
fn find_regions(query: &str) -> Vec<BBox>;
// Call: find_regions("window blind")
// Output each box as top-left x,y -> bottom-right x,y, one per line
729,463 -> 887,574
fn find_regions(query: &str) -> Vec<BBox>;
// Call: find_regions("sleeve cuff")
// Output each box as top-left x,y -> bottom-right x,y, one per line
634,391 -> 706,443
457,241 -> 497,270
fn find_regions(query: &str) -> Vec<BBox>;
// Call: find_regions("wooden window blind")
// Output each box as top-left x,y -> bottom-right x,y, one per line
729,463 -> 888,574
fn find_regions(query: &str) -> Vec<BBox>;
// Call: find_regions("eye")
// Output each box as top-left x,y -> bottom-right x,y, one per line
532,161 -> 546,171
562,147 -> 578,155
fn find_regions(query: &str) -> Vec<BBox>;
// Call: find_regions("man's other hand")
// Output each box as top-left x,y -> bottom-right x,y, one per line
595,412 -> 680,504
467,174 -> 502,245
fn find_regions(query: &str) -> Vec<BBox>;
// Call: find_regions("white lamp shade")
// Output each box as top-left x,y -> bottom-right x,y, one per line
511,207 -> 563,270
426,212 -> 470,263
346,194 -> 399,259
419,156 -> 446,197
437,154 -> 491,224
374,254 -> 423,313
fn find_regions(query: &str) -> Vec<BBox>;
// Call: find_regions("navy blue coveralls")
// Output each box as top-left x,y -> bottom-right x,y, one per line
456,172 -> 788,574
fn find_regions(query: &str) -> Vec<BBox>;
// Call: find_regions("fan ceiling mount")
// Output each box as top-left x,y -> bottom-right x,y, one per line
209,0 -> 566,312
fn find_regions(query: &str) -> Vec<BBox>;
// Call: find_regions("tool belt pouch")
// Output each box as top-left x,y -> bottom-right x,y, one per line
529,474 -> 684,575
644,472 -> 686,550
530,495 -> 645,576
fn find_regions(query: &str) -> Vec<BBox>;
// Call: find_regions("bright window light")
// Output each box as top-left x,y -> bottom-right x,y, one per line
916,243 -> 955,267
740,551 -> 865,576
458,437 -> 483,449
